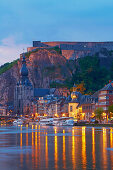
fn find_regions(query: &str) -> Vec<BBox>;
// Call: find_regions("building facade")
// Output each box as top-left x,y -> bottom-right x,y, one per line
14,54 -> 33,115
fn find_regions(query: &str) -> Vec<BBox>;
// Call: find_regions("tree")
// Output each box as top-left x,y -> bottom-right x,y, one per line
108,105 -> 113,118
76,81 -> 86,94
94,108 -> 103,123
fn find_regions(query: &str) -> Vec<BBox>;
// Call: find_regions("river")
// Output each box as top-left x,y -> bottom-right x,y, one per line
0,125 -> 113,170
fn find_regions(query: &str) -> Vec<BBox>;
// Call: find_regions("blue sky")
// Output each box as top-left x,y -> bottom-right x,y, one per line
0,0 -> 113,65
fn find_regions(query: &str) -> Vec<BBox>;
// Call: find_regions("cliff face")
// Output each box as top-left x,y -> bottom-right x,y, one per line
0,64 -> 19,105
1,47 -> 113,105
0,49 -> 72,104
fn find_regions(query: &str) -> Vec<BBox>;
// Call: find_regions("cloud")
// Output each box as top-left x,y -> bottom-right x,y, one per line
0,36 -> 31,66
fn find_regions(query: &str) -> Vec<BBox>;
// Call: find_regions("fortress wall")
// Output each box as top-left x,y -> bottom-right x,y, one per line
62,50 -> 74,59
27,47 -> 37,52
27,41 -> 113,60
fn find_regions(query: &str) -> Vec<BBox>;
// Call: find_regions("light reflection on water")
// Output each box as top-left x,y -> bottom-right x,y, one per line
0,125 -> 113,170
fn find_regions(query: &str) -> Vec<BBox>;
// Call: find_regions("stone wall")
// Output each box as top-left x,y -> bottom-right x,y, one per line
31,41 -> 113,60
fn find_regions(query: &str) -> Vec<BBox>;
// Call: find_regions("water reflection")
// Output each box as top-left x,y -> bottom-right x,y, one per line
63,129 -> 66,169
54,127 -> 58,170
45,132 -> 48,168
32,125 -> 34,167
72,128 -> 76,170
102,127 -> 107,169
35,125 -> 38,168
92,128 -> 96,169
0,125 -> 113,170
20,125 -> 23,167
110,128 -> 113,168
82,127 -> 87,170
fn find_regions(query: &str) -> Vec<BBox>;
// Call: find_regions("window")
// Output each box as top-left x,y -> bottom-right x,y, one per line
100,91 -> 107,95
70,106 -> 73,112
99,101 -> 109,105
99,96 -> 109,100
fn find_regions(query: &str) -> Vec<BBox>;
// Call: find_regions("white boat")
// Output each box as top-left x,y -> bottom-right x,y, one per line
53,117 -> 75,126
39,117 -> 75,126
13,119 -> 23,125
63,119 -> 74,126
39,118 -> 54,125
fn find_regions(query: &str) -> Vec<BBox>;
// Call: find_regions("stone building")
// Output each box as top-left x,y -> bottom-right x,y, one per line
96,81 -> 113,114
27,41 -> 113,60
68,85 -> 82,119
14,55 -> 63,115
68,84 -> 97,120
14,54 -> 34,115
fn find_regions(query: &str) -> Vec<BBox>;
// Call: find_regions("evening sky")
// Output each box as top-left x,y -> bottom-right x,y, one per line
0,0 -> 113,65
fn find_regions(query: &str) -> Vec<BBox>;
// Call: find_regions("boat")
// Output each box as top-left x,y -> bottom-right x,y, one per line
53,117 -> 75,126
13,119 -> 23,125
39,117 -> 75,126
39,118 -> 54,125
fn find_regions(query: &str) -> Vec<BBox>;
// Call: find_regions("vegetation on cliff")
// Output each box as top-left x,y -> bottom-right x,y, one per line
70,55 -> 112,94
1,49 -> 113,96
0,59 -> 18,75
25,46 -> 62,58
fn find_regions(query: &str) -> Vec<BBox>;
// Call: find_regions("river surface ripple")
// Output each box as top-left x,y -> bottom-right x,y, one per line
0,125 -> 113,170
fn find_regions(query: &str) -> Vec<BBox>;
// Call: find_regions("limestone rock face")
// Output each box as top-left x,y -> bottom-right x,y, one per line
0,64 -> 19,105
0,49 -> 71,104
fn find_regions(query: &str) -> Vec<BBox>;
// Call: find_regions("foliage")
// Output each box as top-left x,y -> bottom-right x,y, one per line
94,108 -> 103,122
49,46 -> 62,54
71,55 -> 110,94
76,81 -> 86,94
108,105 -> 113,113
0,59 -> 18,75
108,105 -> 113,118
50,81 -> 65,88
25,46 -> 62,58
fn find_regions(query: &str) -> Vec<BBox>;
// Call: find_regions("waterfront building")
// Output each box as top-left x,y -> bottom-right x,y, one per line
68,85 -> 82,119
96,81 -> 113,115
35,95 -> 66,117
79,95 -> 97,120
68,84 -> 97,120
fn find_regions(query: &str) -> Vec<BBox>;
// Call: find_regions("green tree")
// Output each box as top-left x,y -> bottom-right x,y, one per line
71,55 -> 110,94
94,108 -> 103,123
108,105 -> 113,118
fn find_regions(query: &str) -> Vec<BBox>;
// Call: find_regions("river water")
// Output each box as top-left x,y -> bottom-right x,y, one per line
0,125 -> 113,170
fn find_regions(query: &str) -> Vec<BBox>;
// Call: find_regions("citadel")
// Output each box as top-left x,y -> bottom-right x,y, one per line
28,41 -> 113,59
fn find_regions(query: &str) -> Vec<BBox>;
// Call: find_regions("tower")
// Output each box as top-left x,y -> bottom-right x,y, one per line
14,53 -> 33,115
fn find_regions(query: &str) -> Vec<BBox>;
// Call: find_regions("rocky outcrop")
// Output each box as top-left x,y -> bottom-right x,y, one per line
0,49 -> 72,104
0,64 -> 19,105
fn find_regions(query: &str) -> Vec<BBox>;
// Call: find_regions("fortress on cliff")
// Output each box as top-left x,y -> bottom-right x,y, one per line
27,41 -> 113,60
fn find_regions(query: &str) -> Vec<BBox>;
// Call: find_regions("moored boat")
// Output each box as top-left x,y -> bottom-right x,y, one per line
13,119 -> 23,125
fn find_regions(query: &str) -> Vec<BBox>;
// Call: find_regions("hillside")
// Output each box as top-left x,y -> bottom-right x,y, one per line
0,48 -> 72,104
0,47 -> 113,105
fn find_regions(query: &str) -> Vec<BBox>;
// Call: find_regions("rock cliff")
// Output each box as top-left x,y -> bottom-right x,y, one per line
0,49 -> 72,104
